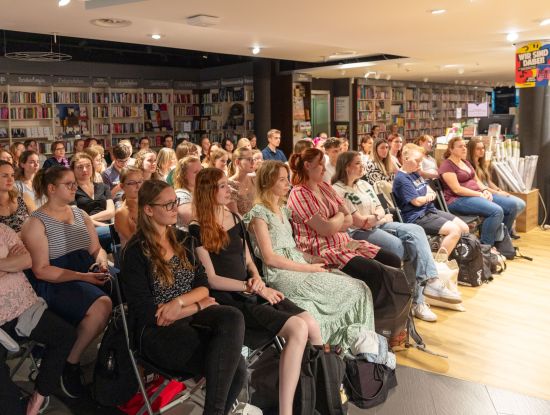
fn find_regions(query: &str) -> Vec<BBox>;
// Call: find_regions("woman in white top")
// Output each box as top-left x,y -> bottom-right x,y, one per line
15,150 -> 43,211
388,135 -> 403,169
414,135 -> 439,179
359,135 -> 373,166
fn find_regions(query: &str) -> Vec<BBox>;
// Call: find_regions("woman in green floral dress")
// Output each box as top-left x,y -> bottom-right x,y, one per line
244,161 -> 376,352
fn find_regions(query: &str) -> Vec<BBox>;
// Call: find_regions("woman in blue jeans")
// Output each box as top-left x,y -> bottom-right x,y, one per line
332,151 -> 462,322
439,138 -> 507,248
467,138 -> 525,239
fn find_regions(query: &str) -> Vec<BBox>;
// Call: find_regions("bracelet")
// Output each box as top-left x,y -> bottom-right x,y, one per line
177,297 -> 185,309
196,302 -> 201,312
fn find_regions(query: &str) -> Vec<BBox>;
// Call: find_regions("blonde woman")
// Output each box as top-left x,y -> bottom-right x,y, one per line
173,156 -> 202,230
227,147 -> 256,215
156,148 -> 177,181
84,145 -> 106,183
114,166 -> 143,247
134,149 -> 161,181
204,147 -> 228,175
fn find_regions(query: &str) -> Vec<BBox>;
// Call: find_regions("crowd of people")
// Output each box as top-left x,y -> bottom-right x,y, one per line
0,128 -> 523,415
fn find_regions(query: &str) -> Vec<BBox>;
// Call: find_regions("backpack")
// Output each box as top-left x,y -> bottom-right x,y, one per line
312,344 -> 347,415
92,307 -> 138,407
450,234 -> 486,287
494,224 -> 516,260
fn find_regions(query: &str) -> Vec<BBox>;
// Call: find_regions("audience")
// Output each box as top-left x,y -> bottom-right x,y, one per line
467,138 -> 525,238
24,139 -> 47,167
322,137 -> 342,183
248,133 -> 258,150
199,135 -> 211,162
83,145 -> 105,183
363,138 -> 396,186
0,223 -> 76,415
156,148 -> 177,181
414,135 -> 439,179
370,125 -> 381,140
139,136 -> 150,151
21,166 -> 112,398
388,135 -> 403,168
190,168 -> 322,415
439,138 -> 505,248
228,147 -> 256,216
43,141 -> 70,169
245,161 -> 377,351
121,180 -> 248,414
205,148 -> 229,174
15,150 -> 44,210
9,142 -> 25,168
166,142 -> 199,186
393,144 -> 469,255
174,156 -> 202,231
0,149 -> 14,164
360,135 -> 374,165
73,138 -> 85,155
251,149 -> 263,173
102,143 -> 131,194
236,137 -> 251,151
118,139 -> 136,166
162,134 -> 174,149
221,138 -> 235,161
262,129 -> 287,162
134,148 -> 161,181
0,161 -> 31,233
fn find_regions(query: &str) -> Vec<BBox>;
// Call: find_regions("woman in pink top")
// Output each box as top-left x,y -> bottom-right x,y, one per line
287,148 -> 401,299
0,224 -> 76,415
439,137 -> 504,247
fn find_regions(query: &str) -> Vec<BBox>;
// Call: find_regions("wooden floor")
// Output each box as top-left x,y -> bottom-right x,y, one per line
396,227 -> 550,400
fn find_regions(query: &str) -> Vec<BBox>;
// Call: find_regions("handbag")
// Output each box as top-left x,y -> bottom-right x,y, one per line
343,357 -> 397,409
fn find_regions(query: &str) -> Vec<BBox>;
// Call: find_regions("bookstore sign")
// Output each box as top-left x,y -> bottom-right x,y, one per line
515,40 -> 550,88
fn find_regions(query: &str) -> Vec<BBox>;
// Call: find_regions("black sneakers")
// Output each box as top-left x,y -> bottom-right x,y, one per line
60,362 -> 85,399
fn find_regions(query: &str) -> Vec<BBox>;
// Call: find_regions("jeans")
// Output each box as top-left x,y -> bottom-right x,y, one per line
351,222 -> 438,304
448,196 -> 504,245
492,194 -> 526,233
140,305 -> 246,415
0,310 -> 76,415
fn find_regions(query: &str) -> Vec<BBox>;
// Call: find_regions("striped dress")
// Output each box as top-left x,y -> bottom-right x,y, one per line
287,182 -> 379,268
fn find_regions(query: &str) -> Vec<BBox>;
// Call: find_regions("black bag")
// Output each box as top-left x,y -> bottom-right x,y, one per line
372,264 -> 412,339
343,357 -> 397,409
312,344 -> 347,415
92,308 -> 138,407
450,234 -> 486,287
479,244 -> 495,282
495,224 -> 515,260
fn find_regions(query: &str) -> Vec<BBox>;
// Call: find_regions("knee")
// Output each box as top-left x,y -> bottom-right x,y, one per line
490,204 -> 504,219
91,296 -> 113,322
217,306 -> 245,337
448,223 -> 463,238
300,312 -> 320,338
281,316 -> 308,344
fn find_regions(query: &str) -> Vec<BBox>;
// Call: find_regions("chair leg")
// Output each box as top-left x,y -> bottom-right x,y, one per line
131,353 -> 154,415
9,341 -> 36,379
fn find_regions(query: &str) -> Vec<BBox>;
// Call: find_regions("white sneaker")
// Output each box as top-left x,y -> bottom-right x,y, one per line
412,303 -> 437,322
424,278 -> 462,304
230,402 -> 263,415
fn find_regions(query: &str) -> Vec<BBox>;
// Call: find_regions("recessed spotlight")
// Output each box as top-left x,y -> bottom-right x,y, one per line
430,9 -> 446,15
251,46 -> 261,55
151,34 -> 162,40
374,73 -> 381,80
386,74 -> 392,81
506,32 -> 519,42
423,77 -> 429,82
58,0 -> 71,6
458,68 -> 465,75
202,55 -> 208,59
540,18 -> 550,26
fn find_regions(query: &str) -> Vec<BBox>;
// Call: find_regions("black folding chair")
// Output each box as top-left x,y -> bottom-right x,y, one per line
429,178 -> 481,231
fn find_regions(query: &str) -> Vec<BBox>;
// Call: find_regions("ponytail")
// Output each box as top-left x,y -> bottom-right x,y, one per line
33,166 -> 70,200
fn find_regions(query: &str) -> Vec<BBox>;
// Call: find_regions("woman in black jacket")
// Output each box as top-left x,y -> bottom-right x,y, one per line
121,180 -> 246,415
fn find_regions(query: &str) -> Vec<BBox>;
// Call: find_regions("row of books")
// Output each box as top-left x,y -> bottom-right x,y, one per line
174,105 -> 200,117
10,107 -> 54,119
112,122 -> 143,134
111,105 -> 143,118
10,92 -> 53,104
10,126 -> 53,138
93,123 -> 110,135
144,93 -> 172,104
174,93 -> 200,104
53,92 -> 89,103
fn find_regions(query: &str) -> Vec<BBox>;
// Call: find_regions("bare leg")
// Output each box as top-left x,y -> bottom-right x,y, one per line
277,316 -> 308,415
439,221 -> 463,257
297,311 -> 323,345
67,296 -> 112,364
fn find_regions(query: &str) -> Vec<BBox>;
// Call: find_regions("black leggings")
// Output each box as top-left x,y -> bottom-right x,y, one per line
341,249 -> 401,298
0,309 -> 76,415
140,305 -> 245,415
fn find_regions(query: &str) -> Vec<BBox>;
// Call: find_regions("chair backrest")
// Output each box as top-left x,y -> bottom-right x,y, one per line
389,192 -> 404,223
428,178 -> 450,212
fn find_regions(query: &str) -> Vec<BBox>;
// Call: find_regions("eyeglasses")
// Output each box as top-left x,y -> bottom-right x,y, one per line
57,181 -> 78,190
124,180 -> 144,187
149,198 -> 182,211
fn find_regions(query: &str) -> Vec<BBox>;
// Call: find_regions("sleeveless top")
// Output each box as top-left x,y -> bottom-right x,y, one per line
31,206 -> 91,260
0,196 -> 29,233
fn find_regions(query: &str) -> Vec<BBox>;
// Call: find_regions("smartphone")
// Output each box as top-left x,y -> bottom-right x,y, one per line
89,263 -> 100,273
323,263 -> 339,270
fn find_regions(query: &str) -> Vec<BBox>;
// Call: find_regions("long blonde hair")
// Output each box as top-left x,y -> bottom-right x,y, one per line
255,160 -> 289,213
174,156 -> 201,190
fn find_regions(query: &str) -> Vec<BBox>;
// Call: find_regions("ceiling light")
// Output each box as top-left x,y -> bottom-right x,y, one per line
423,77 -> 429,82
430,9 -> 446,15
91,18 -> 132,28
386,74 -> 392,81
327,51 -> 357,60
339,62 -> 376,69
58,0 -> 71,6
540,18 -> 550,26
186,14 -> 221,27
458,68 -> 465,74
151,34 -> 162,40
251,46 -> 260,55
506,32 -> 519,42
374,73 -> 381,80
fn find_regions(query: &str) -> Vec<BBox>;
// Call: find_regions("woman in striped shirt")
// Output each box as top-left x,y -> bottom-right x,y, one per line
287,148 -> 401,299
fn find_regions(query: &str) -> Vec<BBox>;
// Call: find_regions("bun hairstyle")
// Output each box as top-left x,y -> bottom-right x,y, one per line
33,165 -> 71,200
288,147 -> 324,186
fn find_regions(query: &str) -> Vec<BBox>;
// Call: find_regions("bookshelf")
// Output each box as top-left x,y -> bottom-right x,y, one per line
143,81 -> 173,149
292,75 -> 312,141
0,82 -> 9,146
173,80 -> 201,143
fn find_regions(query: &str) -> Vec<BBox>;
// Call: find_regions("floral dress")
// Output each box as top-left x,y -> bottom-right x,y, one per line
244,204 -> 375,351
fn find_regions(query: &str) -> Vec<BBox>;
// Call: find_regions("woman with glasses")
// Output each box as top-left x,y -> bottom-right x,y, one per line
227,147 -> 256,216
21,166 -> 112,399
0,160 -> 31,233
190,168 -> 322,415
115,166 -> 144,247
121,180 -> 250,415
43,141 -> 70,169
15,150 -> 44,211
174,156 -> 202,231
71,153 -> 115,251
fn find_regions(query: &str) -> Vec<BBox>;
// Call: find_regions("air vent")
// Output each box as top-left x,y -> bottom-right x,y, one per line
90,18 -> 132,28
186,14 -> 221,27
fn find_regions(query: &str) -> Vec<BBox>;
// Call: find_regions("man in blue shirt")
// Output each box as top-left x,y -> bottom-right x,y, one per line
261,129 -> 287,162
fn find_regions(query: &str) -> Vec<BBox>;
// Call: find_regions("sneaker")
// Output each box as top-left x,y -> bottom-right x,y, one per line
412,303 -> 437,322
230,402 -> 263,415
423,278 -> 462,304
60,363 -> 85,399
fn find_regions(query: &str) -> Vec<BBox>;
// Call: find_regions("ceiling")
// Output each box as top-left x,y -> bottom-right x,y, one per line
1,0 -> 549,84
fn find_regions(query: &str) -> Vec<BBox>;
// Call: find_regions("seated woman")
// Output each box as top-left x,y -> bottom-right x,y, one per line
15,150 -> 44,211
114,166 -> 143,247
9,142 -> 25,168
0,149 -> 14,164
393,144 -> 469,256
42,141 -> 70,169
387,135 -> 403,169
363,138 -> 396,186
204,148 -> 229,175
439,138 -> 504,248
359,135 -> 373,166
156,148 -> 177,181
228,147 -> 256,216
414,135 -> 439,179
0,223 -> 76,415
251,150 -> 263,174
190,168 -> 322,415
84,145 -> 106,183
174,156 -> 202,231
287,148 -> 401,299
0,161 -> 31,233
72,153 -> 115,251
21,166 -> 112,398
245,161 -> 377,351
121,180 -> 248,415
332,151 -> 461,322
467,138 -> 525,238
166,142 -> 199,186
134,149 -> 161,182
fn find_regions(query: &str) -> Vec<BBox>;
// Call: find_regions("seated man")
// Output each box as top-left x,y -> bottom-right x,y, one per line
102,144 -> 131,195
0,223 -> 76,415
